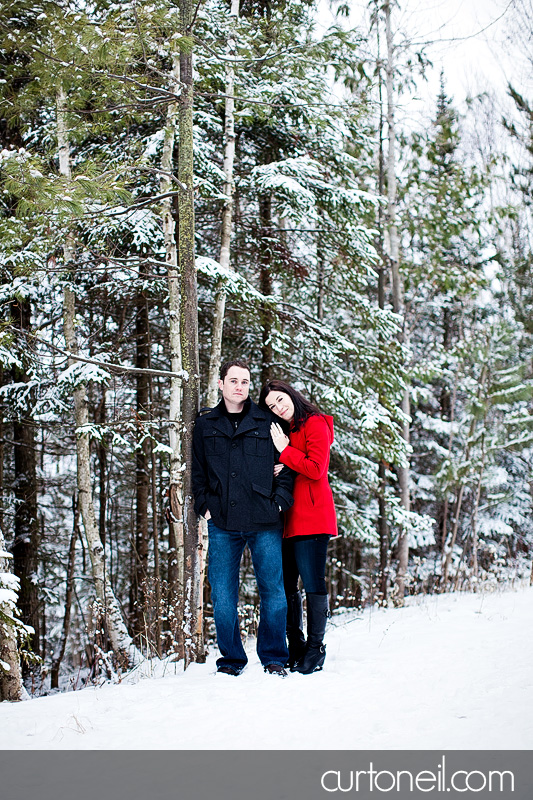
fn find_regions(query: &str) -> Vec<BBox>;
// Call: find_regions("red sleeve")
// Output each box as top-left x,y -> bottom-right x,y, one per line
279,415 -> 330,480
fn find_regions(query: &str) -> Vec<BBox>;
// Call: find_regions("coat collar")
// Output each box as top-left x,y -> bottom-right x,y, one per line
207,399 -> 268,437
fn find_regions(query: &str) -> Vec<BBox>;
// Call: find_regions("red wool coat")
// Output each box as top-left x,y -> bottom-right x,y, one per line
279,413 -> 338,538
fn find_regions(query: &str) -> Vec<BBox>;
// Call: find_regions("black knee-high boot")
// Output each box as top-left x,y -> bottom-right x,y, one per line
286,591 -> 306,670
295,593 -> 329,674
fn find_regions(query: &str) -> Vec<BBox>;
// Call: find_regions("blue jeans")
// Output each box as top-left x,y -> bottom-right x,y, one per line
283,534 -> 330,596
207,521 -> 289,669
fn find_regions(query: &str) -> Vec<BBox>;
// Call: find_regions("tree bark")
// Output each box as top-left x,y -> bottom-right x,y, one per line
178,0 -> 203,665
206,0 -> 240,407
159,55 -> 185,655
95,388 -> 107,549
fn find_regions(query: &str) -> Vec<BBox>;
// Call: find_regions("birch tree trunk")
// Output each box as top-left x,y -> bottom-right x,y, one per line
50,495 -> 77,688
384,1 -> 411,606
57,86 -> 140,669
206,0 -> 240,407
160,56 -> 185,655
96,387 -> 108,547
178,0 -> 203,665
0,530 -> 24,702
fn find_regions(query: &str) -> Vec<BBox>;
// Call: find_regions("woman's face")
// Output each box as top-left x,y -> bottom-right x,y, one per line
265,390 -> 295,423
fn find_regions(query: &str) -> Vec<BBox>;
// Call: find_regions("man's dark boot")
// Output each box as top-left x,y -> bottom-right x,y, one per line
294,593 -> 329,674
286,591 -> 306,670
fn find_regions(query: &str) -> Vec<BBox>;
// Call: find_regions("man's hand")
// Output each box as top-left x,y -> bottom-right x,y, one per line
270,422 -> 289,453
273,463 -> 284,477
204,509 -> 211,520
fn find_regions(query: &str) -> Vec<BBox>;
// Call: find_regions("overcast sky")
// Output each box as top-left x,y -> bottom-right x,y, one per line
318,0 -> 526,126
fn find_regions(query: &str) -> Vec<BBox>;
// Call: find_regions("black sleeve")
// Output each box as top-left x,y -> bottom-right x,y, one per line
272,458 -> 295,511
192,419 -> 209,517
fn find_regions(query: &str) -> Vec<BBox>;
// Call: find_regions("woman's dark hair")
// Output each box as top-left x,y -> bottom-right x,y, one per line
258,379 -> 323,432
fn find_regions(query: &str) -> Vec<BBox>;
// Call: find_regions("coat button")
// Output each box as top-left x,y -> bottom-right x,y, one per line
254,431 -> 258,435
231,471 -> 237,477
230,501 -> 236,507
212,430 -> 217,435
232,443 -> 237,449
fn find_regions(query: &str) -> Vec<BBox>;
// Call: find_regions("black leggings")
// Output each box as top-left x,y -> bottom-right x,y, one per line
282,534 -> 330,596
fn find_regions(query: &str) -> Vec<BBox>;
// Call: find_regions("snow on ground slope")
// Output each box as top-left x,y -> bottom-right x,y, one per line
1,586 -> 532,750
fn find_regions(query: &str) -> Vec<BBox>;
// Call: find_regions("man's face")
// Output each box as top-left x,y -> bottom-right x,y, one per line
218,366 -> 250,407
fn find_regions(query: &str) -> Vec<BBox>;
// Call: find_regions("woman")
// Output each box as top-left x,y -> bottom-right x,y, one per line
259,379 -> 337,674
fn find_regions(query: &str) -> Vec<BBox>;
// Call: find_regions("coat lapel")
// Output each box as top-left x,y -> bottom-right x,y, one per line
207,403 -> 233,437
234,402 -> 268,437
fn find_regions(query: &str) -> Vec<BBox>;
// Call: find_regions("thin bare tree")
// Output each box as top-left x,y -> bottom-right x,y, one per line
206,0 -> 240,406
57,86 -> 140,668
384,0 -> 411,606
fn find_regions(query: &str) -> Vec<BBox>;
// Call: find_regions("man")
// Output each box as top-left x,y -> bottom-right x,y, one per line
192,359 -> 294,676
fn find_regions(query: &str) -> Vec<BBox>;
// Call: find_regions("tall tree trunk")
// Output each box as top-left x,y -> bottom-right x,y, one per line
440,359 -> 460,553
50,494 -> 78,689
161,55 -> 185,655
438,306 -> 452,550
10,297 -> 40,662
178,0 -> 203,665
57,86 -> 140,668
95,388 -> 107,548
316,223 -> 326,322
384,0 -> 410,606
149,378 -> 162,656
469,433 -> 486,586
259,193 -> 274,385
375,38 -> 390,604
206,0 -> 240,407
132,289 -> 151,643
0,529 -> 24,702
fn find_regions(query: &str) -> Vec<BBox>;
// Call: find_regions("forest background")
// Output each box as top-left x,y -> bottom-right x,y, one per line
1,0 -> 533,700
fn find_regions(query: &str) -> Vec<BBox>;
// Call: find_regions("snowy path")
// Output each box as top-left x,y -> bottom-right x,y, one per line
1,586 -> 532,750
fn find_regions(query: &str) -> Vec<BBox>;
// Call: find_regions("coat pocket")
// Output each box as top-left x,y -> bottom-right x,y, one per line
243,431 -> 269,456
251,482 -> 279,524
204,430 -> 227,455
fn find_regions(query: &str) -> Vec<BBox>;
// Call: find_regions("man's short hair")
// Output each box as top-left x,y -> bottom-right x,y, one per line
220,359 -> 251,382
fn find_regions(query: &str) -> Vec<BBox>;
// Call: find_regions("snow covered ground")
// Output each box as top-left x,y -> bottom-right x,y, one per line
1,585 -> 532,750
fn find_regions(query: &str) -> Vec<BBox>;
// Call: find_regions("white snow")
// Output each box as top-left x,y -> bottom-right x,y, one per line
1,585 -> 532,750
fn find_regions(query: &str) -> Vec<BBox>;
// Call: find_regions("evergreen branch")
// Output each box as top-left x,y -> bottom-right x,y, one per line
0,22 -> 185,99
9,328 -> 188,382
193,30 -> 353,65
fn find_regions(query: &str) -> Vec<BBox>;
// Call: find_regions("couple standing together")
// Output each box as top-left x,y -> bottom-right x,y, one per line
192,359 -> 337,677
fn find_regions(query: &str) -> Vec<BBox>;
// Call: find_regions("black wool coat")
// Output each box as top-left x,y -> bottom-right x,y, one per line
192,399 -> 295,531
